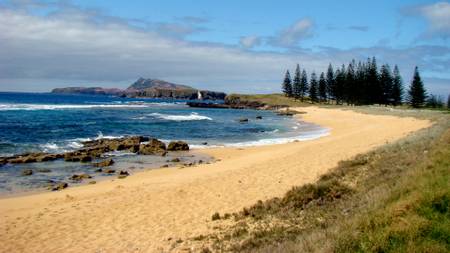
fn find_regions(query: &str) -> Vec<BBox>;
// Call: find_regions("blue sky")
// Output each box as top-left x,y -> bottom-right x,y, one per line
0,0 -> 449,96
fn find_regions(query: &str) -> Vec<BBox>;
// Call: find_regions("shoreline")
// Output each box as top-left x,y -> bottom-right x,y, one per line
0,106 -> 432,252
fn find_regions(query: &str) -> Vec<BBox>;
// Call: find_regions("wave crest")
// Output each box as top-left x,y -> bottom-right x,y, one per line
149,112 -> 212,121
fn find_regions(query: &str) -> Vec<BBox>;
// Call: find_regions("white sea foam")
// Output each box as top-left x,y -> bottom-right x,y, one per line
189,128 -> 330,149
149,112 -> 212,121
40,143 -> 59,152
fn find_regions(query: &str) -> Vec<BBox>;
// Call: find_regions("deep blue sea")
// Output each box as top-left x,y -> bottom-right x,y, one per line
0,92 -> 328,194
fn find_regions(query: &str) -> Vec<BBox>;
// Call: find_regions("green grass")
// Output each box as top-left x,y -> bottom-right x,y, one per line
226,93 -> 311,108
187,106 -> 450,253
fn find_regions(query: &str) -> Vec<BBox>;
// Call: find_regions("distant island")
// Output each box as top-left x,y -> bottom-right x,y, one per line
51,78 -> 227,100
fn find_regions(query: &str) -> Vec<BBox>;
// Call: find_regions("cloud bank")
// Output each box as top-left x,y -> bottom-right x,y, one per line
0,1 -> 448,96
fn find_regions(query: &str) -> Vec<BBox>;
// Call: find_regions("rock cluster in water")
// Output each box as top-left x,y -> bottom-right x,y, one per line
1,136 -> 192,191
0,136 -> 190,165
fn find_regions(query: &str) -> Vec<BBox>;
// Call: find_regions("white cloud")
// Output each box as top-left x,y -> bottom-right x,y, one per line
239,35 -> 261,48
411,1 -> 450,39
270,18 -> 314,47
0,3 -> 448,96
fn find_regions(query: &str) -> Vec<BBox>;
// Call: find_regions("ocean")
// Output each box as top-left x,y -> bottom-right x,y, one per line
0,92 -> 328,194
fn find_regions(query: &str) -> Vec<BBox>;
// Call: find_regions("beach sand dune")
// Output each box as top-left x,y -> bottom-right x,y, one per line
0,107 -> 431,253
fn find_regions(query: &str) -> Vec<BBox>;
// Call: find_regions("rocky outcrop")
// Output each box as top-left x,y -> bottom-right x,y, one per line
2,136 -> 193,167
138,139 -> 167,156
69,174 -> 92,181
93,158 -> 114,167
48,182 -> 68,191
167,141 -> 189,151
51,87 -> 123,96
51,78 -> 226,100
2,153 -> 63,164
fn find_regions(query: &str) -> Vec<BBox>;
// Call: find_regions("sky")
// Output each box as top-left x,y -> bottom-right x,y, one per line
0,0 -> 449,96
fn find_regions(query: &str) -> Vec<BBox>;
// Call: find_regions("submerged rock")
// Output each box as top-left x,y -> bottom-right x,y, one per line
256,115 -> 263,119
103,169 -> 116,174
69,174 -> 92,181
171,158 -> 181,162
37,168 -> 52,173
21,169 -> 33,176
93,158 -> 115,167
49,182 -> 68,191
238,118 -> 249,123
167,141 -> 189,151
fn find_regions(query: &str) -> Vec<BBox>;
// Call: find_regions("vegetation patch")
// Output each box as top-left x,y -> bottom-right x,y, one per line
184,108 -> 450,253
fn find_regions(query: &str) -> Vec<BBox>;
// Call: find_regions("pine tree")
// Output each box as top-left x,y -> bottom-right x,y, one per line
309,72 -> 318,103
326,64 -> 335,101
300,69 -> 309,101
408,66 -> 427,108
447,94 -> 450,109
355,61 -> 366,105
292,64 -> 301,99
318,72 -> 327,102
282,70 -> 293,97
345,61 -> 356,105
391,65 -> 403,106
367,57 -> 380,104
334,65 -> 346,104
379,64 -> 393,105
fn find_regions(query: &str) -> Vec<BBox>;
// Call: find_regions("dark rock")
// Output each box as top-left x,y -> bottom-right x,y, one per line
69,174 -> 92,181
277,110 -> 304,116
93,158 -> 114,167
171,158 -> 181,162
49,182 -> 68,191
37,168 -> 52,173
256,116 -> 263,119
21,169 -> 33,176
103,169 -> 116,174
118,171 -> 129,179
202,142 -> 208,145
160,164 -> 169,168
167,141 -> 189,151
186,102 -> 230,109
89,181 -> 96,184
238,118 -> 249,123
139,139 -> 167,155
9,156 -> 37,164
119,170 -> 129,176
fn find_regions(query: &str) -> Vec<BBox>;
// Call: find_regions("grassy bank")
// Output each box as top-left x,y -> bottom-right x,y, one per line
188,103 -> 450,252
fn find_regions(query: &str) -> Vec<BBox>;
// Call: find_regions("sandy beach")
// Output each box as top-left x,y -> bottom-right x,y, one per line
0,107 -> 431,253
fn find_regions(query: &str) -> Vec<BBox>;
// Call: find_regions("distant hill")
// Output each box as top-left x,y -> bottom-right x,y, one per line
51,87 -> 123,96
51,78 -> 226,100
127,78 -> 193,91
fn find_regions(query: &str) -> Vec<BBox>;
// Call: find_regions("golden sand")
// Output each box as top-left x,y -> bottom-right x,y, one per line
0,107 -> 431,252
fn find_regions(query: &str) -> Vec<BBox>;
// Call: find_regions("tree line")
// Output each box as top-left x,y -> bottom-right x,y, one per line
282,57 -> 446,108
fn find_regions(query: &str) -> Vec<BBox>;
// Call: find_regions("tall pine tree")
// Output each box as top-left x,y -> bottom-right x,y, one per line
379,64 -> 393,105
391,65 -> 403,106
447,94 -> 450,109
345,61 -> 356,105
292,64 -> 301,99
408,66 -> 427,108
309,72 -> 318,103
282,70 -> 293,97
367,57 -> 380,104
300,69 -> 309,101
326,64 -> 335,101
318,72 -> 327,102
